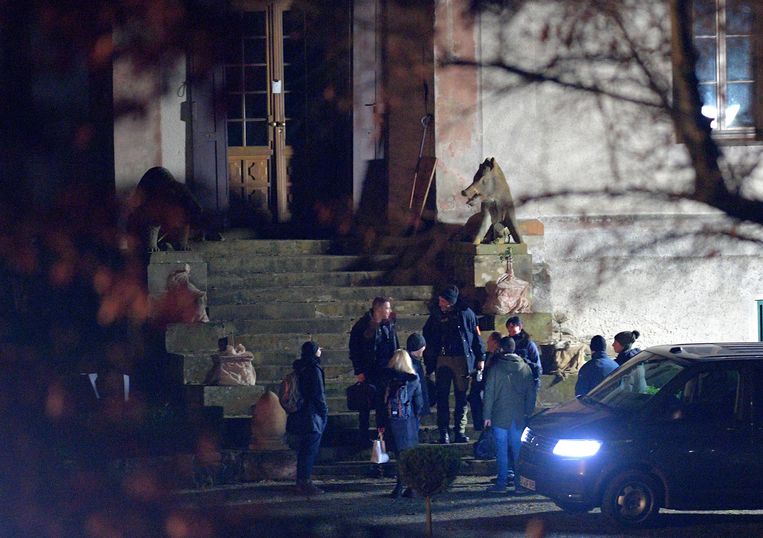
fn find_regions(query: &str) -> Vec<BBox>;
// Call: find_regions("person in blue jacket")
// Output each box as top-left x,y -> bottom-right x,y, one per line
423,285 -> 485,444
506,316 -> 542,391
575,335 -> 619,396
286,341 -> 328,496
377,349 -> 425,498
405,333 -> 430,415
613,330 -> 641,366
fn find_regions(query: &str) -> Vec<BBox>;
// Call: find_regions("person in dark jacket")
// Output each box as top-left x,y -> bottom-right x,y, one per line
423,285 -> 485,444
483,337 -> 535,494
286,341 -> 328,496
575,335 -> 619,396
349,297 -> 399,446
468,331 -> 502,431
377,349 -> 424,498
406,333 -> 430,415
613,330 -> 641,366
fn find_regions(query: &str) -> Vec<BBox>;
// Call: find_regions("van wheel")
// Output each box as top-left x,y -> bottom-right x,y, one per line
601,470 -> 661,528
553,500 -> 592,513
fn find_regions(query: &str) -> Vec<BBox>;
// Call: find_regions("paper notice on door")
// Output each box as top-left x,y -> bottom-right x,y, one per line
272,80 -> 282,94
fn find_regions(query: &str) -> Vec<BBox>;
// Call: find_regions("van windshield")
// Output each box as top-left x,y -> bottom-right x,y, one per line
584,353 -> 686,413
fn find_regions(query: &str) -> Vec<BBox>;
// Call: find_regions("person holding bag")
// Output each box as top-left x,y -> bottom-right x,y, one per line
377,349 -> 424,498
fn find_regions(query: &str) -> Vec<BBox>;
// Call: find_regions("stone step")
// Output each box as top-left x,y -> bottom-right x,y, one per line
208,285 -> 434,305
208,300 -> 430,321
208,271 -> 387,289
195,239 -> 346,257
234,315 -> 428,335
312,454 -> 495,478
207,255 -> 397,275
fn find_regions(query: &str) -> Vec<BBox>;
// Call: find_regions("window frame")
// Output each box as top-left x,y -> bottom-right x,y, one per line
680,0 -> 763,144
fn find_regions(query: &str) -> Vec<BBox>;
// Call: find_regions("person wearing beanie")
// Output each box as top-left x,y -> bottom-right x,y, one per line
348,296 -> 399,447
483,335 -> 535,494
613,330 -> 641,366
406,333 -> 430,414
575,335 -> 619,397
423,284 -> 486,444
286,340 -> 328,496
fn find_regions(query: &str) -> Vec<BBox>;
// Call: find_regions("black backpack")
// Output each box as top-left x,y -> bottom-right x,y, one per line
385,379 -> 411,420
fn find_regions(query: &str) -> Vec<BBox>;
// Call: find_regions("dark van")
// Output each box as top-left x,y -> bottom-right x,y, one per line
517,343 -> 763,528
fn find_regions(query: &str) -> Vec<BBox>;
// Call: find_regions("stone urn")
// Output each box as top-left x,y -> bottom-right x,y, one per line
243,391 -> 295,481
249,391 -> 288,451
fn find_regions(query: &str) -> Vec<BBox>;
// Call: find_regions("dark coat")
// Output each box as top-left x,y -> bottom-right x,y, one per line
285,354 -> 328,435
575,351 -> 619,396
615,347 -> 641,366
511,330 -> 542,387
411,356 -> 430,415
422,301 -> 485,374
349,310 -> 399,378
483,351 -> 536,429
376,369 -> 424,452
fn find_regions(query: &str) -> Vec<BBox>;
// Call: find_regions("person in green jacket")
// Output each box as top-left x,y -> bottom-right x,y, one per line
483,336 -> 536,494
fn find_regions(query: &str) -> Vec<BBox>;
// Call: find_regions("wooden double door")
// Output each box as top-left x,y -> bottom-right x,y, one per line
226,0 -> 305,224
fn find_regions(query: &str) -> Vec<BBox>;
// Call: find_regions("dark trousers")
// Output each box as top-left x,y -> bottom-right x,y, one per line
469,386 -> 484,432
295,431 -> 322,482
436,356 -> 469,435
358,378 -> 380,439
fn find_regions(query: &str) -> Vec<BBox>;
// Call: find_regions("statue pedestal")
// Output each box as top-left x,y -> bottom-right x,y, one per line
243,391 -> 294,481
241,450 -> 297,482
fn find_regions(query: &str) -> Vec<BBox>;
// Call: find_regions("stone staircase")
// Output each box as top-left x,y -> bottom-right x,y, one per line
153,228 -> 577,482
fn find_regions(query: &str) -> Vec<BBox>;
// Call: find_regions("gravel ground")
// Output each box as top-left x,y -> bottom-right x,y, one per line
175,476 -> 763,537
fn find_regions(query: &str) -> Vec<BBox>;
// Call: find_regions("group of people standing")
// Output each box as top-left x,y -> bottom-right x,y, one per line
574,330 -> 641,396
284,285 -> 641,497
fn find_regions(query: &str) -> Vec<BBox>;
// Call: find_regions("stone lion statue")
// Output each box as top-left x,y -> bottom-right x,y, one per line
460,158 -> 522,245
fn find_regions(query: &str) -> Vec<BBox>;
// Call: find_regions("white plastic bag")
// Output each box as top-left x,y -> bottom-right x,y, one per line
370,433 -> 389,464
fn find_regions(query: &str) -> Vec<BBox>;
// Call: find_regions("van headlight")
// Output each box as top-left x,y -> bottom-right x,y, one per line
552,439 -> 602,458
521,427 -> 531,443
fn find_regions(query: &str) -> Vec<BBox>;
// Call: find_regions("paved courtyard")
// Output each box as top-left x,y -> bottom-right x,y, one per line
175,476 -> 763,537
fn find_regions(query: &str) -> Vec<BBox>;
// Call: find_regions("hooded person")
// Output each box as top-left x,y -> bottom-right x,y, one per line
406,333 -> 430,413
483,337 -> 536,494
286,341 -> 328,496
575,335 -> 620,396
377,349 -> 425,498
613,330 -> 641,366
422,285 -> 485,444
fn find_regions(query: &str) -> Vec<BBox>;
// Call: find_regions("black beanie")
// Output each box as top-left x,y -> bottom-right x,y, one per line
499,336 -> 516,354
301,341 -> 320,358
406,333 -> 426,353
506,315 -> 522,327
614,330 -> 640,348
590,335 -> 606,353
439,285 -> 459,305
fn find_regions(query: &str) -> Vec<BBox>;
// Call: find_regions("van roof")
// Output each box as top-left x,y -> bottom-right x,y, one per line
648,342 -> 763,361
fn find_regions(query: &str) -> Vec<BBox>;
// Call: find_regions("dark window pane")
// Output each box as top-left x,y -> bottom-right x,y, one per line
244,38 -> 266,64
285,118 -> 302,146
694,37 -> 717,82
284,63 -> 305,92
285,91 -> 305,120
245,66 -> 267,91
693,0 -> 717,36
727,82 -> 754,127
282,10 -> 304,38
727,0 -> 754,34
726,37 -> 752,81
227,121 -> 243,147
225,66 -> 242,92
227,93 -> 243,119
283,38 -> 304,64
243,11 -> 266,37
245,93 -> 268,119
245,121 -> 268,146
223,34 -> 241,63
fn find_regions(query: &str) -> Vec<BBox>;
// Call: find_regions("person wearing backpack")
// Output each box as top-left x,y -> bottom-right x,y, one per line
285,341 -> 328,496
483,337 -> 535,495
376,349 -> 424,498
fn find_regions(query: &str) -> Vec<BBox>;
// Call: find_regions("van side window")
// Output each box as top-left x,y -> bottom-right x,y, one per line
669,368 -> 741,421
